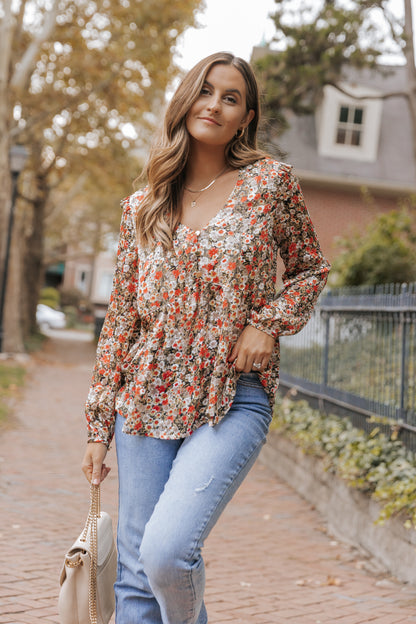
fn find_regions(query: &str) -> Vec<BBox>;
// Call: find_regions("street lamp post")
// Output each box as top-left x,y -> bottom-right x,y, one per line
0,145 -> 28,352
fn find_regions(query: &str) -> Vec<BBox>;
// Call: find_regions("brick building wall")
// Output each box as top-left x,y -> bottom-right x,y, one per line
300,184 -> 400,262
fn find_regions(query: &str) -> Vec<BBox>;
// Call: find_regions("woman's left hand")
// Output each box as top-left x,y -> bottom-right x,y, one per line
228,325 -> 275,373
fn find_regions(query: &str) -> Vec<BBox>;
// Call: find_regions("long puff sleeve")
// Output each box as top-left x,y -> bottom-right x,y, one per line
248,166 -> 330,338
85,197 -> 140,446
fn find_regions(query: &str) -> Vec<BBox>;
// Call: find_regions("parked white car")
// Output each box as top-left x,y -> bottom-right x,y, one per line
36,304 -> 66,330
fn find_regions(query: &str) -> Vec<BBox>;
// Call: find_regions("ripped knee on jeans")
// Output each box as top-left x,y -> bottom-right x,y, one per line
194,476 -> 215,493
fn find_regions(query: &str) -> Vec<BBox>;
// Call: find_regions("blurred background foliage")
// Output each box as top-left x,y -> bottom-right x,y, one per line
254,0 -> 416,288
331,200 -> 416,286
255,0 -> 410,143
0,0 -> 203,349
1,0 -> 415,349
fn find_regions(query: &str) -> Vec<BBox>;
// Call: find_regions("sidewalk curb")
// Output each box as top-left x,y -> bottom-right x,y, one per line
260,430 -> 416,585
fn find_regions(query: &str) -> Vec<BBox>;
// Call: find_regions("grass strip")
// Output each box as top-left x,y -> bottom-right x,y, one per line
0,362 -> 25,424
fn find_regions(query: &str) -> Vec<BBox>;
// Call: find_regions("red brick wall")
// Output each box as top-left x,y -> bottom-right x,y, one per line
300,185 -> 399,262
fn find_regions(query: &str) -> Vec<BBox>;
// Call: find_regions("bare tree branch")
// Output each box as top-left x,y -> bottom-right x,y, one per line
46,171 -> 89,220
13,0 -> 31,57
0,0 -> 14,93
326,81 -> 409,101
10,0 -> 60,91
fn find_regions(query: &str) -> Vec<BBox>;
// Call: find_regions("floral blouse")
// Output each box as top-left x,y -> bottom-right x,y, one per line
86,158 -> 330,445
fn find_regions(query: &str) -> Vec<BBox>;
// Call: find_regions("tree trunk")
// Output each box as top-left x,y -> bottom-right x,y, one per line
0,0 -> 13,266
404,0 -> 416,170
22,177 -> 47,337
3,203 -> 25,353
0,0 -> 25,352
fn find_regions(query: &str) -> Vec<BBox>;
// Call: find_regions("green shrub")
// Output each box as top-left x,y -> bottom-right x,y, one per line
39,287 -> 60,309
332,207 -> 416,287
273,395 -> 416,526
60,287 -> 83,308
62,305 -> 78,328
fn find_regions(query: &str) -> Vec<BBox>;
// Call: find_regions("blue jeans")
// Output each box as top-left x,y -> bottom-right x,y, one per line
114,372 -> 272,624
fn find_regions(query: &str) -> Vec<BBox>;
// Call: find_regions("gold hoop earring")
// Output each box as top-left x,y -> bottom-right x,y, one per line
235,127 -> 245,140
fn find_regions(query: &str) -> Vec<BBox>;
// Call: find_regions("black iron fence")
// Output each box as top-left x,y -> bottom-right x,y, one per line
279,283 -> 416,450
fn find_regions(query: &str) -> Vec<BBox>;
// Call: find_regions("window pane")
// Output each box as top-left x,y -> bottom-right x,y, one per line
336,128 -> 346,144
339,106 -> 349,123
354,108 -> 363,125
351,130 -> 361,146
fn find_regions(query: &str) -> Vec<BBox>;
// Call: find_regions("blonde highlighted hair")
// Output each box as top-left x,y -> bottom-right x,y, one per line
136,52 -> 266,249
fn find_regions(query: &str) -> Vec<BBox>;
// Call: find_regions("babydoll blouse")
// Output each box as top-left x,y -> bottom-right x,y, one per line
86,158 -> 330,445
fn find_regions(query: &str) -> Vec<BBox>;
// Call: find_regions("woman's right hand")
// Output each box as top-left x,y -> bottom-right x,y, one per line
81,442 -> 111,484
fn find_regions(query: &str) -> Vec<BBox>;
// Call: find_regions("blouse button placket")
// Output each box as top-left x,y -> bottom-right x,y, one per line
191,230 -> 203,280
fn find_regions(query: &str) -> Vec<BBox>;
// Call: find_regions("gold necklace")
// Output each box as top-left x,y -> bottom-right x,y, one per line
184,166 -> 228,208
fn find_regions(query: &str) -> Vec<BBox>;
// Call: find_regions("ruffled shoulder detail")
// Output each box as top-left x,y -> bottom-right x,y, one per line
120,187 -> 149,216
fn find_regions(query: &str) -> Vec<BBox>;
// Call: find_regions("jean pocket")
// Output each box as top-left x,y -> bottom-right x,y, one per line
237,372 -> 262,388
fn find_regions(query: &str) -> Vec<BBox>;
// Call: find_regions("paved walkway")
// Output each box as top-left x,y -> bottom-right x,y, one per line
1,333 -> 416,624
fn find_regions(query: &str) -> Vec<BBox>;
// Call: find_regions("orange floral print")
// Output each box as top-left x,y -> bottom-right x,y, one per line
86,158 -> 330,445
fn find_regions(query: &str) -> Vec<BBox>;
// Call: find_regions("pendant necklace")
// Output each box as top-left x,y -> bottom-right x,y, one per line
184,166 -> 228,209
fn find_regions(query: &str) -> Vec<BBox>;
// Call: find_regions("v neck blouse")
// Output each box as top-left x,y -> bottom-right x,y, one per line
86,158 -> 330,445
180,168 -> 243,233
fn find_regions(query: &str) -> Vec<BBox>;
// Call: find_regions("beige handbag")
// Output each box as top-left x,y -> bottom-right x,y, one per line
58,484 -> 117,624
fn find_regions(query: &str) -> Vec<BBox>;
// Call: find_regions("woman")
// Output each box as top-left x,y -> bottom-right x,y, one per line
82,51 -> 330,624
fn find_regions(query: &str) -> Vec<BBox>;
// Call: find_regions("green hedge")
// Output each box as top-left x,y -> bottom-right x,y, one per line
272,395 -> 416,528
39,287 -> 60,310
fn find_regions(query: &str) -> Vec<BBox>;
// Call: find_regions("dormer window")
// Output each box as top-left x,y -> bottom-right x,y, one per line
336,105 -> 364,146
316,84 -> 382,162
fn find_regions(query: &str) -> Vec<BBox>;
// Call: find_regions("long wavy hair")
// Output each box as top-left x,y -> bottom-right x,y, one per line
136,52 -> 267,249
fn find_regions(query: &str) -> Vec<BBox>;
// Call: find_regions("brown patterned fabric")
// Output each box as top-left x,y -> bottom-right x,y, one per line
86,158 -> 330,444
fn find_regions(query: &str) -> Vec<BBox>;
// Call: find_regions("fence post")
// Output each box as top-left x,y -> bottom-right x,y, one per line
322,311 -> 330,391
399,310 -> 410,422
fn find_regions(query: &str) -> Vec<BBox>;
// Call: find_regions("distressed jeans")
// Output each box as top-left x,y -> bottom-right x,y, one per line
114,372 -> 272,624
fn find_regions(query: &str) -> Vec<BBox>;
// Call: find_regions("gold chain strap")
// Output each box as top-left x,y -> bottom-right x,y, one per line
80,483 -> 100,624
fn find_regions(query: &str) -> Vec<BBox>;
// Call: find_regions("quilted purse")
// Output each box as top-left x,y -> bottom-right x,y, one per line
58,483 -> 117,624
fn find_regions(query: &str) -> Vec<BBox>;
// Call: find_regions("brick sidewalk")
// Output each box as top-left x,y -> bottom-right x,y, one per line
1,333 -> 416,623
